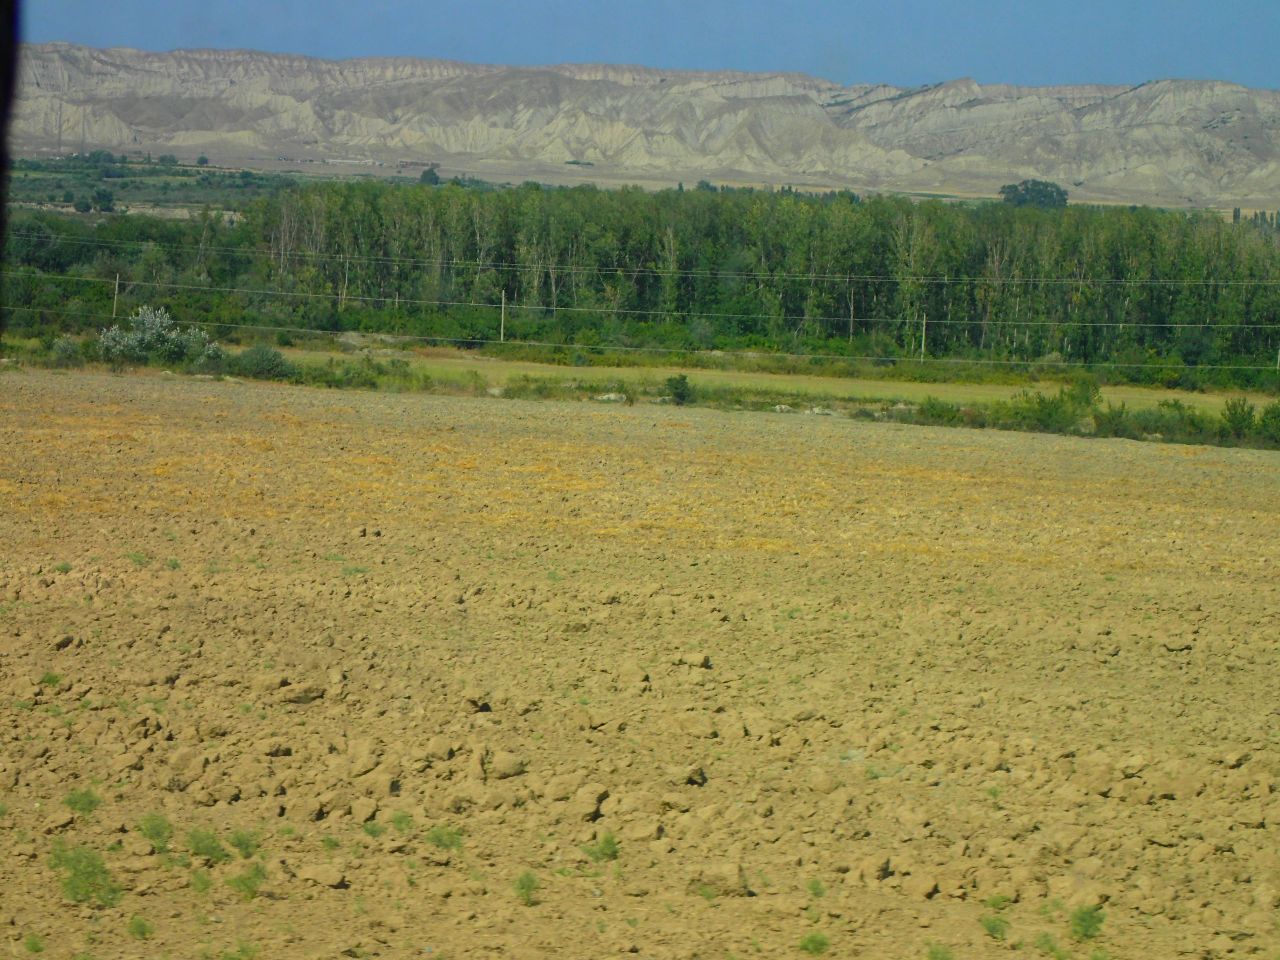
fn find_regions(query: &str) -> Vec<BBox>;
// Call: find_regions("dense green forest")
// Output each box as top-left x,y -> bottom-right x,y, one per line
5,177 -> 1280,389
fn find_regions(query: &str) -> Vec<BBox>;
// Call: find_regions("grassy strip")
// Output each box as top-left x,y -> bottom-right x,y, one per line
6,335 -> 1279,451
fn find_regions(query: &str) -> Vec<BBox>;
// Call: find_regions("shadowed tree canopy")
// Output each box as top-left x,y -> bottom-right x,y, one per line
999,179 -> 1069,209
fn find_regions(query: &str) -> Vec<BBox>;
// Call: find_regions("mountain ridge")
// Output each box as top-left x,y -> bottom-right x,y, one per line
13,43 -> 1280,206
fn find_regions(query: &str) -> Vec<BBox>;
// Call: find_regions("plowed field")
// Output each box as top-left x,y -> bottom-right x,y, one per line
1,369 -> 1277,959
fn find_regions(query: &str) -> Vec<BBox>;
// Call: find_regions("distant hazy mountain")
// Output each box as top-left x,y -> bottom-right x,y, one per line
13,43 -> 1280,206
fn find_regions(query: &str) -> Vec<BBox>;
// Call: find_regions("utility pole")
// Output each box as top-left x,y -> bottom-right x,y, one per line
112,274 -> 120,318
500,289 -> 505,343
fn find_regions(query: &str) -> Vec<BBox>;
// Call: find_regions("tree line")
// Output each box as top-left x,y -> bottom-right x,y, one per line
5,179 -> 1280,388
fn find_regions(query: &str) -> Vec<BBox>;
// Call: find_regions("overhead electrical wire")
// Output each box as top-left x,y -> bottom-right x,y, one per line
3,304 -> 1276,373
8,230 -> 1280,286
5,270 -> 1280,332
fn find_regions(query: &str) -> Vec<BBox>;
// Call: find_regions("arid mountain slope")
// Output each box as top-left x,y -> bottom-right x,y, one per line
13,43 -> 1280,205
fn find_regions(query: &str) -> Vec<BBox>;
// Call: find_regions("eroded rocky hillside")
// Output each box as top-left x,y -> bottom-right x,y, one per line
13,43 -> 1280,205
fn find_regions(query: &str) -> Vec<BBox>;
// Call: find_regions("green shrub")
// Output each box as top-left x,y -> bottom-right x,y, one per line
1220,396 -> 1255,439
1065,374 -> 1102,410
231,344 -> 296,381
1258,400 -> 1280,444
1131,399 -> 1213,442
916,396 -> 963,425
196,342 -> 229,374
51,335 -> 84,368
1092,402 -> 1138,439
99,305 -> 210,369
1004,388 -> 1083,433
50,841 -> 122,906
665,373 -> 694,405
504,374 -> 566,400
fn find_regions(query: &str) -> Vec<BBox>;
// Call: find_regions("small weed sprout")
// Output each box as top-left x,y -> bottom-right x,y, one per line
126,916 -> 153,940
226,862 -> 267,900
584,831 -> 620,863
138,813 -> 173,852
390,811 -> 414,834
39,672 -> 62,687
799,932 -> 830,955
984,894 -> 1013,911
925,945 -> 954,960
425,825 -> 463,850
64,788 -> 102,816
228,830 -> 259,859
53,562 -> 72,574
980,914 -> 1010,940
1070,904 -> 1105,941
23,933 -> 44,953
190,869 -> 212,893
514,870 -> 539,906
50,841 -> 122,906
1034,932 -> 1070,960
361,820 -> 386,839
806,877 -> 826,899
187,830 -> 231,864
321,835 -> 341,852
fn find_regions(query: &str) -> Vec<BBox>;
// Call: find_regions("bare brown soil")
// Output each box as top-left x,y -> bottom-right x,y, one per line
1,369 -> 1277,960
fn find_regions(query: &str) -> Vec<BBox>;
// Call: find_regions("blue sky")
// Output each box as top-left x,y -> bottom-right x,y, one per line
24,0 -> 1280,89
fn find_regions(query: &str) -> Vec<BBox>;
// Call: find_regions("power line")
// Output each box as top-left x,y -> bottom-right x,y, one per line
4,303 -> 1277,373
6,270 -> 1280,332
9,229 -> 1280,287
